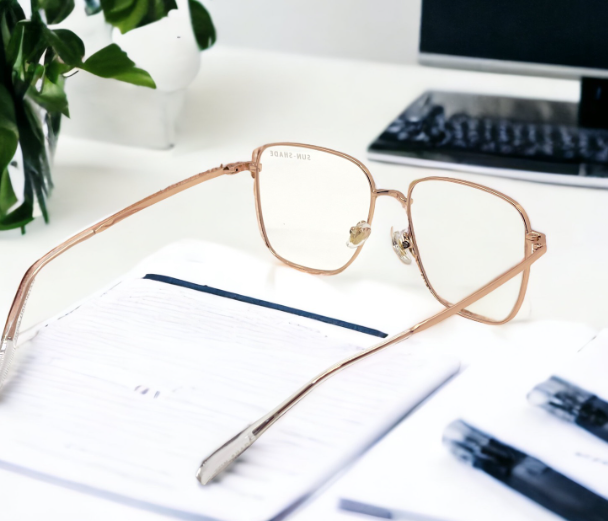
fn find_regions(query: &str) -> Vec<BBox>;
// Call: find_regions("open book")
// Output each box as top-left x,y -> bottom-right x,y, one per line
0,241 -> 459,521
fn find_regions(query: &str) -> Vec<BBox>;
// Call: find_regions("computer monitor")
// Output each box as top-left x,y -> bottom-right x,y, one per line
367,1 -> 608,188
419,0 -> 608,80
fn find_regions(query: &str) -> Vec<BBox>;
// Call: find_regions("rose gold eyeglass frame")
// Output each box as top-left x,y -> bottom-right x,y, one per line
0,142 -> 546,486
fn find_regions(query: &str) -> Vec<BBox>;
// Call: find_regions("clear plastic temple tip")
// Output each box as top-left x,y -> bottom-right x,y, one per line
0,338 -> 16,391
196,424 -> 257,485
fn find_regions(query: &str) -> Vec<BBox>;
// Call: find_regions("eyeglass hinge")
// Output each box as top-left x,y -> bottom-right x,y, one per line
223,162 -> 255,176
526,231 -> 546,251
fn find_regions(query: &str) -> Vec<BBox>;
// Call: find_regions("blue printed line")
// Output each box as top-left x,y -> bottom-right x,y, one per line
143,274 -> 388,339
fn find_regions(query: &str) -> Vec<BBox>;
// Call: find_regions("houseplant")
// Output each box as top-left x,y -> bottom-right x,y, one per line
0,0 -> 215,232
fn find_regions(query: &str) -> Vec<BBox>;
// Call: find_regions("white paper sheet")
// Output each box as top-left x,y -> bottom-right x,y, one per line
0,243 -> 459,521
335,322 -> 601,521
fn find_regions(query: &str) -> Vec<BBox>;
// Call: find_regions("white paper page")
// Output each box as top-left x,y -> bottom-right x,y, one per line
0,275 -> 458,521
553,328 -> 608,401
457,331 -> 608,500
334,320 -> 598,521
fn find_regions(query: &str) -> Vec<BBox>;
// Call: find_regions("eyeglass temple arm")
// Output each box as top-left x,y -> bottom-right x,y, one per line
196,233 -> 547,485
1,162 -> 253,345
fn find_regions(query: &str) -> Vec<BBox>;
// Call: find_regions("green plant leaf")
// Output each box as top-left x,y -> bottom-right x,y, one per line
45,110 -> 62,152
101,0 -> 148,33
0,82 -> 19,138
150,0 -> 178,19
21,20 -> 46,64
114,0 -> 147,33
111,67 -> 155,87
0,167 -> 18,217
22,97 -> 46,145
39,0 -> 75,25
81,43 -> 136,76
1,9 -> 15,51
100,0 -> 178,33
101,0 -> 135,16
6,20 -> 24,70
46,57 -> 73,82
140,0 -> 177,27
43,27 -> 85,66
0,83 -> 19,178
27,76 -> 69,117
0,78 -> 26,228
188,0 -> 215,50
81,43 -> 156,87
18,98 -> 52,222
0,0 -> 25,30
0,200 -> 34,231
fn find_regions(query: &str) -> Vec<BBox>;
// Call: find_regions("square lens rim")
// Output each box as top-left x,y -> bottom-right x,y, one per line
406,176 -> 533,325
252,143 -> 376,275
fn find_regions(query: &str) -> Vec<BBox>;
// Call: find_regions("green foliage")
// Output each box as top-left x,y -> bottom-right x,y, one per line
27,75 -> 69,116
82,43 -> 156,87
98,0 -> 215,50
43,27 -> 85,65
0,83 -> 18,172
0,73 -> 24,229
39,0 -> 75,24
0,0 -> 215,232
189,0 -> 215,50
101,0 -> 153,34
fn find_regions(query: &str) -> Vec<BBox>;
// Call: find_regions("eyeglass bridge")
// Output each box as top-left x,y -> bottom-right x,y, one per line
375,188 -> 408,209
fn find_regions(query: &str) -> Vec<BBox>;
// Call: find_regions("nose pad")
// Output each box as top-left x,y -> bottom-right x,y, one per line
346,221 -> 372,249
391,227 -> 413,265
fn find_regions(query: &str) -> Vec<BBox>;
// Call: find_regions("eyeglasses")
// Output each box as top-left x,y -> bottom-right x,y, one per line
0,142 -> 546,485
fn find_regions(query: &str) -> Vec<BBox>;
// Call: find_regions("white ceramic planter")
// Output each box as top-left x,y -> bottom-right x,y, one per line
59,0 -> 201,149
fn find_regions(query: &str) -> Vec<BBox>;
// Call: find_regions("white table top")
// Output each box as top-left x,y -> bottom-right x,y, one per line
1,46 -> 607,520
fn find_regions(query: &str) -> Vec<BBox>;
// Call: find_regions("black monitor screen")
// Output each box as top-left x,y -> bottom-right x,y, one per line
420,0 -> 608,71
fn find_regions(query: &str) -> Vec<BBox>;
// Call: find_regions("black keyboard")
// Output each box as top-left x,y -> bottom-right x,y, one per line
369,91 -> 608,184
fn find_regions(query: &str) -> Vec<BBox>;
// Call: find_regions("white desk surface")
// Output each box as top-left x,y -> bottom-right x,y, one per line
1,46 -> 607,520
